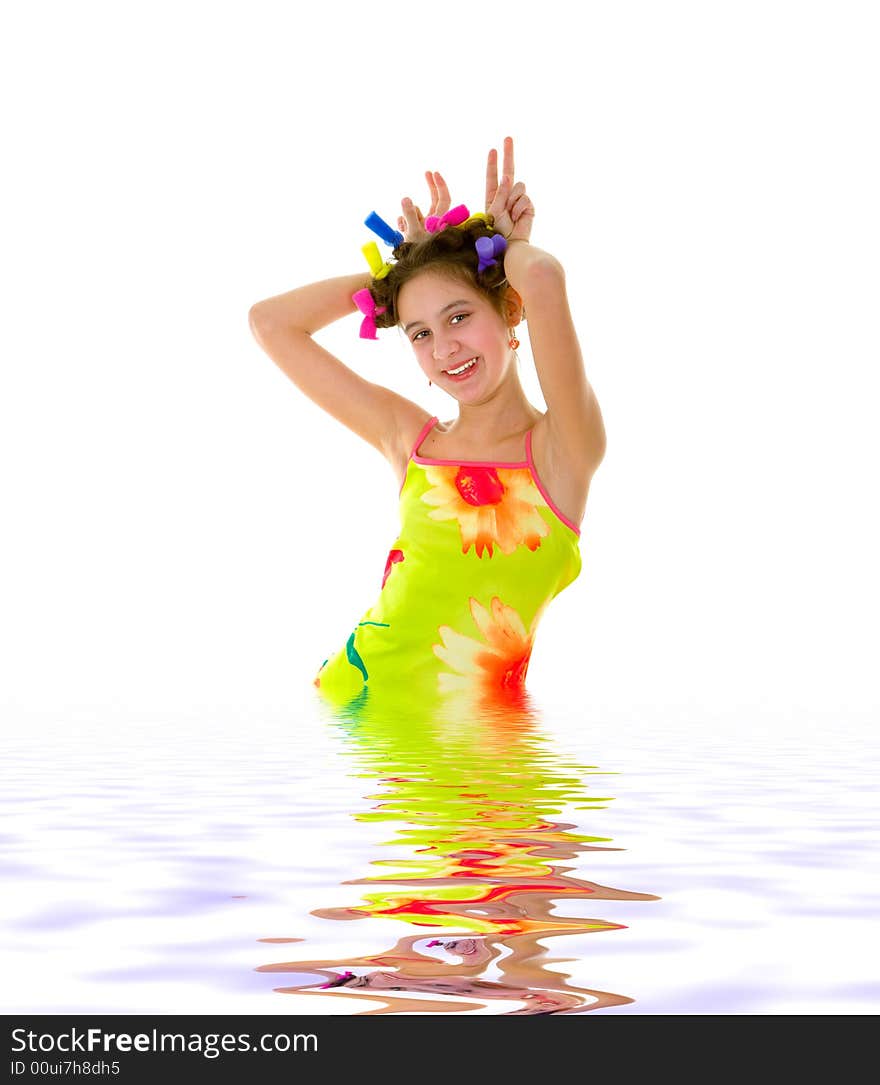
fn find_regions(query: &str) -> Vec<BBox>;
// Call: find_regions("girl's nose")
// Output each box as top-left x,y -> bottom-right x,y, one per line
433,331 -> 459,362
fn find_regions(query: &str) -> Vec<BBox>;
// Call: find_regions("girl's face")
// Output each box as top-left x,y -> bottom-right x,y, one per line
397,271 -> 514,400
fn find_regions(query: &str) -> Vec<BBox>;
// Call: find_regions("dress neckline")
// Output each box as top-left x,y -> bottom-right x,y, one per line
410,416 -> 531,468
404,415 -> 582,538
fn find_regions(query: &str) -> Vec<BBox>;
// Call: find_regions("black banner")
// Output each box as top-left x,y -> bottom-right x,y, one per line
4,1014 -> 601,1079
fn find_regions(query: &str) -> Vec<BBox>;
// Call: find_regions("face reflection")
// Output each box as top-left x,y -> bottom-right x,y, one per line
397,271 -> 512,397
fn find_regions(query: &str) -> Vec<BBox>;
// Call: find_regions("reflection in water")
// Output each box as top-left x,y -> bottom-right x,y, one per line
257,686 -> 659,1014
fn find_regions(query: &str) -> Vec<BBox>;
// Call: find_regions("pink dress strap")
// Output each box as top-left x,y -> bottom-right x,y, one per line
409,416 -> 440,461
525,428 -> 581,537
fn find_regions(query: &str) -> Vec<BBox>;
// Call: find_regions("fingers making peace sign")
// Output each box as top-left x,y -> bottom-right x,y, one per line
486,136 -> 534,243
396,137 -> 533,246
397,171 -> 452,243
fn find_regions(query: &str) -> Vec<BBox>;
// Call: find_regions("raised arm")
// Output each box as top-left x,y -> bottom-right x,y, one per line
505,243 -> 606,470
486,138 -> 606,474
249,172 -> 458,471
248,272 -> 421,470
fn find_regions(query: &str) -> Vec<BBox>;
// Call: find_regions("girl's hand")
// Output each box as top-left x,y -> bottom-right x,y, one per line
485,136 -> 534,243
397,170 -> 452,243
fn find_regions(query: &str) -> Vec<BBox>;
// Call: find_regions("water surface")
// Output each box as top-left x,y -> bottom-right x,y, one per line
3,694 -> 878,1014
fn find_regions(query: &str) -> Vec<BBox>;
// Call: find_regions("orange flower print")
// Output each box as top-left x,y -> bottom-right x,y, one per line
421,465 -> 549,558
433,597 -> 547,699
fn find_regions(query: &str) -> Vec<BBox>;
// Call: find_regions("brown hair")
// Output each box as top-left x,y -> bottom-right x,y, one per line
368,216 -> 511,332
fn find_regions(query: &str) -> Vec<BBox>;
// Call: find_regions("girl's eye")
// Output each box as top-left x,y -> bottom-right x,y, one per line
412,313 -> 469,343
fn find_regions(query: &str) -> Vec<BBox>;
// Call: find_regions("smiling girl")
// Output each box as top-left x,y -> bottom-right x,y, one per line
248,138 -> 606,711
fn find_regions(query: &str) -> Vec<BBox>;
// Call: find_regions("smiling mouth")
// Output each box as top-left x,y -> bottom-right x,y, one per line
444,357 -> 478,376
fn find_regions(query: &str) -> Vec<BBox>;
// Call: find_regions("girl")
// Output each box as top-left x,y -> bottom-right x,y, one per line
248,138 -> 606,712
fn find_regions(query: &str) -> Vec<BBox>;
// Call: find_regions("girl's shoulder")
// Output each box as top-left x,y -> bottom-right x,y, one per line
391,405 -> 438,483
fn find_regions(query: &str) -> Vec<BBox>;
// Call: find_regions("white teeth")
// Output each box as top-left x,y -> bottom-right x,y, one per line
446,358 -> 477,376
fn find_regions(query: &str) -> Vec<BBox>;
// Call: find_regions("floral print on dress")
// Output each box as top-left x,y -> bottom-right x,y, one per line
433,597 -> 548,699
420,465 -> 549,558
313,429 -> 583,706
382,548 -> 404,588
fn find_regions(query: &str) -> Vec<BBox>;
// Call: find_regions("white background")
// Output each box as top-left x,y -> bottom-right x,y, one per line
2,0 -> 878,729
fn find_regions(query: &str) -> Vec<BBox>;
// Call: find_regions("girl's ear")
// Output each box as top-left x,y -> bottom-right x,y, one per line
502,285 -> 525,326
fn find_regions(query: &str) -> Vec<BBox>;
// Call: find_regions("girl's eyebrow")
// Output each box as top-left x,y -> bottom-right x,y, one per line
403,300 -> 470,334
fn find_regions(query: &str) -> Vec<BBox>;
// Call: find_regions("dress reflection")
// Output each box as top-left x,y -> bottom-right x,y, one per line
257,685 -> 659,1014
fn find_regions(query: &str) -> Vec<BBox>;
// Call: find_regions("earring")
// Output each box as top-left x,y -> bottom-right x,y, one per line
509,336 -> 520,349
428,380 -> 432,386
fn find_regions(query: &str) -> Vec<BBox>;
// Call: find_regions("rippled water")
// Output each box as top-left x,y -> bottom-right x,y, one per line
3,693 -> 879,1015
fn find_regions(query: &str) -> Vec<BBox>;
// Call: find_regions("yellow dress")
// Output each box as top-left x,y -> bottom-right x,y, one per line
314,416 -> 582,713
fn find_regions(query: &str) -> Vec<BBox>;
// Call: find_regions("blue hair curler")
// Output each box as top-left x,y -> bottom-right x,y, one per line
365,211 -> 405,249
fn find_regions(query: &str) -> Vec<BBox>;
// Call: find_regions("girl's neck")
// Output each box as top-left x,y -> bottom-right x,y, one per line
448,376 -> 542,445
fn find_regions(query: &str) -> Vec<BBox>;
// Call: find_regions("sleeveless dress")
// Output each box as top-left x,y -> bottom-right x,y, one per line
313,416 -> 582,712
